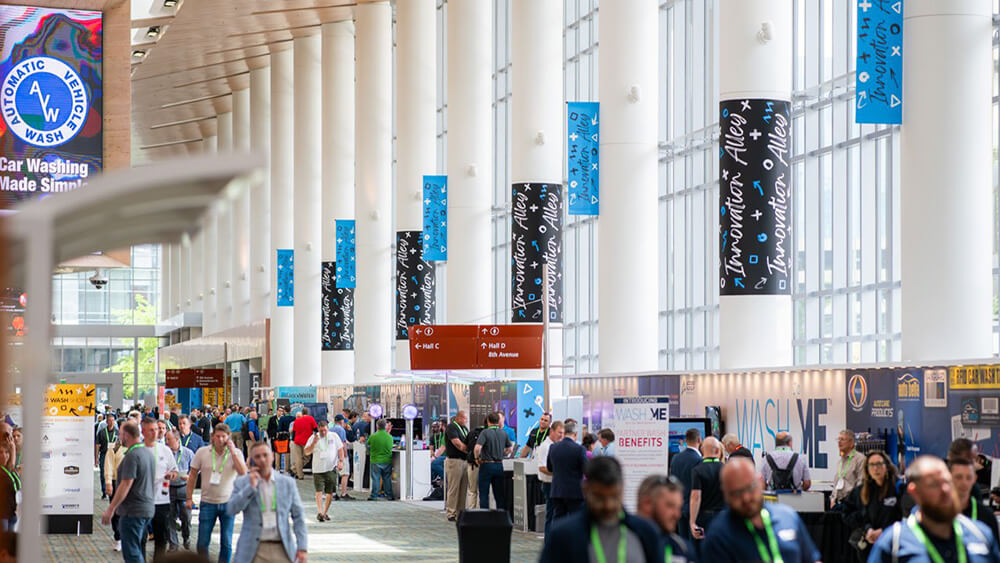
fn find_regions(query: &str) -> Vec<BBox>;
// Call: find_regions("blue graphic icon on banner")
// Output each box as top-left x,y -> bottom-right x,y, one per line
422,175 -> 448,261
276,249 -> 294,307
856,0 -> 902,124
1,56 -> 90,147
567,102 -> 599,215
335,220 -> 356,289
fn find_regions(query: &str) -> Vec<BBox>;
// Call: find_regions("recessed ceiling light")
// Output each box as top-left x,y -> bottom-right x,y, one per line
131,50 -> 147,60
146,26 -> 161,39
163,0 -> 178,8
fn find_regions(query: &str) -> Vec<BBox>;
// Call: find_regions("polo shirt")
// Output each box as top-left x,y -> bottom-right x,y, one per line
525,426 -> 551,452
444,422 -> 469,459
368,430 -> 394,464
476,427 -> 511,462
190,445 -> 245,504
869,514 -> 1000,563
701,502 -> 820,563
760,446 -> 811,490
224,413 -> 245,433
178,431 -> 204,453
833,448 -> 866,503
291,415 -> 318,446
170,446 -> 195,487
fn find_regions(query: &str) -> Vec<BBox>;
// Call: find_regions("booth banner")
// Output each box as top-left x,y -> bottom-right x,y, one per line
855,0 -> 902,124
395,230 -> 436,340
516,381 -> 545,448
276,249 -> 293,307
719,98 -> 791,295
41,384 -> 95,516
321,261 -> 354,350
511,182 -> 563,323
613,396 -> 670,512
0,7 -> 103,209
567,101 -> 599,215
681,370 -> 845,482
335,220 -> 356,289
422,175 -> 447,261
276,386 -> 317,403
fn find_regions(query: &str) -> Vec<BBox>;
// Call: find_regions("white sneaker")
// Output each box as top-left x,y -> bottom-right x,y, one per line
113,540 -> 121,552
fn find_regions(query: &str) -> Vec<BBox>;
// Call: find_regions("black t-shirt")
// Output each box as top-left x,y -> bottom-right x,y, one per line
691,459 -> 725,524
444,423 -> 469,459
96,426 -> 117,454
526,427 -> 551,451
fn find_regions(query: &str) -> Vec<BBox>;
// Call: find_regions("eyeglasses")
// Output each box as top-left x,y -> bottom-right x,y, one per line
868,461 -> 886,468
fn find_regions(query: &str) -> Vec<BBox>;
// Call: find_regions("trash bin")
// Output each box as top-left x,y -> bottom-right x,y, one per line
534,504 -> 546,533
457,509 -> 513,563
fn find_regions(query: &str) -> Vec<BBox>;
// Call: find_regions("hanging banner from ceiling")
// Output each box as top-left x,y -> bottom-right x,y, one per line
335,219 -> 356,289
567,101 -> 599,215
855,0 -> 902,124
718,98 -> 791,296
322,261 -> 354,351
422,175 -> 448,261
0,7 -> 103,209
395,230 -> 435,340
276,249 -> 293,307
511,183 -> 563,323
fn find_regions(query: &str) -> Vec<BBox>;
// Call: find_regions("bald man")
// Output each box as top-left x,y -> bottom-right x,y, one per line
689,436 -> 725,540
702,457 -> 820,562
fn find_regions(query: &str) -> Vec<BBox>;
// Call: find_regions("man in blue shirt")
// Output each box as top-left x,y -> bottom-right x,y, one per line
701,457 -> 820,562
669,428 -> 702,539
869,456 -> 1000,563
225,409 -> 247,453
177,415 -> 204,454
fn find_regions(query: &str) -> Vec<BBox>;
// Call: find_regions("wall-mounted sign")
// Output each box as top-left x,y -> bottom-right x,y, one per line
855,0 -> 902,124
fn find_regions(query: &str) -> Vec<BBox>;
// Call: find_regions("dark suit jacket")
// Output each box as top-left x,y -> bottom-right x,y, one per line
547,437 -> 588,500
540,509 -> 663,563
729,446 -> 754,460
669,447 -> 702,511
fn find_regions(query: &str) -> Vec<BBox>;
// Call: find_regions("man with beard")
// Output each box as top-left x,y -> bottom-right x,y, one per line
870,456 -> 1000,562
701,457 -> 819,562
636,474 -> 697,561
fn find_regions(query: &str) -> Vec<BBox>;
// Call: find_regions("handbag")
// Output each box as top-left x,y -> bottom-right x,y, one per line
848,527 -> 869,553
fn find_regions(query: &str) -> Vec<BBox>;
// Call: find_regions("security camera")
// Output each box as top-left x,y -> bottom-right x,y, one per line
89,270 -> 108,289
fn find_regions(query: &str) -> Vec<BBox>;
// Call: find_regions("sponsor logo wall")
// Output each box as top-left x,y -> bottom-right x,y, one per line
40,384 -> 95,521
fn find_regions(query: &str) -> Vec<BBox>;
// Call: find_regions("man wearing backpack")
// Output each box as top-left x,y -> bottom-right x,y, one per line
760,432 -> 811,491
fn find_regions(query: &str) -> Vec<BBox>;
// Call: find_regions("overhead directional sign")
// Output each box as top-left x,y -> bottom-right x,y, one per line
855,0 -> 902,124
409,324 -> 544,370
165,369 -> 225,388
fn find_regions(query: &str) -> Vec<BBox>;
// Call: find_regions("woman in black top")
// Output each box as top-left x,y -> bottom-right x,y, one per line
842,450 -> 903,562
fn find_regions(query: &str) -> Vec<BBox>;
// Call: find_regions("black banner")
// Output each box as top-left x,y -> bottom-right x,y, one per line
511,183 -> 563,323
719,98 -> 791,295
321,261 -> 354,350
395,230 -> 436,340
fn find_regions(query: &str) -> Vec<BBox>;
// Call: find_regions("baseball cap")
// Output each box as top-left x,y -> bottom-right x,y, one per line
334,414 -> 346,422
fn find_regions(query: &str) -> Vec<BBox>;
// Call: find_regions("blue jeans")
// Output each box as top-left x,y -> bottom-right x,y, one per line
197,502 -> 234,563
369,462 -> 394,500
478,462 -> 505,509
98,451 -> 107,496
119,515 -> 150,563
541,482 -> 554,534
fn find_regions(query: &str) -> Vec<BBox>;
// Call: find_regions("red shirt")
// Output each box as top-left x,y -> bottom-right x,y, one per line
292,416 -> 318,446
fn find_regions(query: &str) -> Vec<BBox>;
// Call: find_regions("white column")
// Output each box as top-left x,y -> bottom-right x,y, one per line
202,134 -> 218,335
250,66 -> 271,323
232,88 -> 251,327
901,0 -> 993,361
598,0 -> 659,373
395,0 -> 436,371
293,34 -> 322,386
717,0 -> 793,369
180,234 -> 192,313
215,111 -> 234,331
322,21 -> 356,384
161,243 -> 173,321
355,0 -> 393,384
170,243 -> 182,316
270,46 -> 295,387
446,0 -> 493,326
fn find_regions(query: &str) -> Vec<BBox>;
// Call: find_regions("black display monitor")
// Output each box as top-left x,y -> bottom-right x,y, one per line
387,417 -> 423,441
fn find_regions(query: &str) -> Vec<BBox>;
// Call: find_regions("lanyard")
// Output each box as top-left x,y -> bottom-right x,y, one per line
259,479 -> 277,513
211,448 -> 229,473
664,544 -> 672,562
591,522 -> 627,563
125,443 -> 144,455
703,458 -> 721,463
972,501 -> 978,521
839,451 -> 855,479
536,428 -> 549,445
452,422 -> 468,439
907,514 -> 966,563
744,508 -> 784,563
105,428 -> 116,444
182,434 -> 191,449
2,467 -> 19,492
175,449 -> 184,467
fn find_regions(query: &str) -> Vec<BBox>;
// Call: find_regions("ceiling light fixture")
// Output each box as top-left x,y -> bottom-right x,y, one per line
131,49 -> 147,60
163,0 -> 178,8
146,26 -> 161,39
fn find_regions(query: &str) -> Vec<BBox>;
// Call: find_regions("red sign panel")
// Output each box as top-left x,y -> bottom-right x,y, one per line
409,325 -> 543,370
165,368 -> 225,388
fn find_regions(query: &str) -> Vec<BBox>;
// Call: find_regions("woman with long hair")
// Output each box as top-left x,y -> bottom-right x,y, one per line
0,440 -> 18,531
842,450 -> 903,561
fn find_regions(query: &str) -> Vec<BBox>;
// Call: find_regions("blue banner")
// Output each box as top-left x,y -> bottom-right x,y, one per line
516,381 -> 545,449
276,249 -> 293,307
276,386 -> 318,402
855,0 -> 902,124
422,175 -> 447,261
567,101 -> 599,215
335,220 -> 356,289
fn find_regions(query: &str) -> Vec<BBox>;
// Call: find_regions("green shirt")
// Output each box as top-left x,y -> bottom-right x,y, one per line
368,430 -> 394,464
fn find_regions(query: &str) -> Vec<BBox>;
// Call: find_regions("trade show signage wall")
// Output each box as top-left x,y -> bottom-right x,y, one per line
0,7 -> 103,209
165,368 -> 225,388
855,0 -> 902,124
613,396 -> 670,512
567,101 -> 599,216
511,182 -> 563,323
719,99 -> 791,295
422,175 -> 447,261
41,383 -> 95,524
395,230 -> 435,340
321,261 -> 354,350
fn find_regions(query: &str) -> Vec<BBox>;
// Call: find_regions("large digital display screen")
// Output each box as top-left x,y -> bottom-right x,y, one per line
0,6 -> 103,209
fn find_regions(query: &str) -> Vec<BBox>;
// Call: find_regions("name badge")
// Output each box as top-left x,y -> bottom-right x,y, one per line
835,479 -> 845,490
209,471 -> 222,486
777,528 -> 797,542
969,543 -> 989,555
261,510 -> 277,529
883,497 -> 897,507
14,491 -> 21,505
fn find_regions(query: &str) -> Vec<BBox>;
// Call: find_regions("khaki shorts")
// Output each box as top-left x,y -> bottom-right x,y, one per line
313,470 -> 337,494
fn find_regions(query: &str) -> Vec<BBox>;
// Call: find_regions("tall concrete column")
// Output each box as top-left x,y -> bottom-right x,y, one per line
901,0 -> 993,361
202,134 -> 218,335
215,111 -> 234,331
232,88 -> 251,327
395,0 -> 437,371
293,34 -> 322,386
170,243 -> 182,316
189,231 -> 202,315
717,0 -> 792,369
446,0 -> 493,326
161,244 -> 173,321
250,66 -> 271,323
598,0 -> 659,373
180,234 -> 192,313
322,21 -> 356,384
355,0 -> 393,384
270,46 -> 295,387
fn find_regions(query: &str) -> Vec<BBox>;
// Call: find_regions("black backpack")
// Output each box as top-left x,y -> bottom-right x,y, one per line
765,453 -> 799,490
466,427 -> 484,464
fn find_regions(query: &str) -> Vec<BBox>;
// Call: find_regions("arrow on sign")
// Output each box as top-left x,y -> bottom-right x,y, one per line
892,1 -> 901,14
890,94 -> 901,108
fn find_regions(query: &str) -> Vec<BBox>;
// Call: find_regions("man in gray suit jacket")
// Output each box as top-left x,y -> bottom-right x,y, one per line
228,441 -> 308,563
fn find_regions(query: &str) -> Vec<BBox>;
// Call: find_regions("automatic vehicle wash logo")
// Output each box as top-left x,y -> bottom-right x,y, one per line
1,57 -> 88,147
